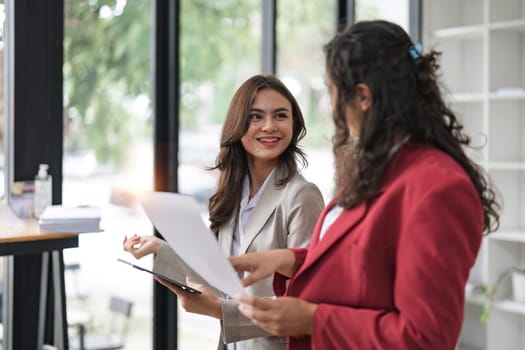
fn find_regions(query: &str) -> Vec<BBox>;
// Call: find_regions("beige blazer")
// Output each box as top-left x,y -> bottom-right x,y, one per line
153,167 -> 324,350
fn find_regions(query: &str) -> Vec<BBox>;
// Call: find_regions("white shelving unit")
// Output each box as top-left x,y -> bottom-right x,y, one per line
424,1 -> 525,349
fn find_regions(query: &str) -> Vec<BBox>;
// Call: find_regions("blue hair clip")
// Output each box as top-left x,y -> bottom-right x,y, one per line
408,43 -> 422,60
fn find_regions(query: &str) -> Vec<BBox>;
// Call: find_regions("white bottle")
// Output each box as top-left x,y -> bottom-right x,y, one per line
34,163 -> 52,218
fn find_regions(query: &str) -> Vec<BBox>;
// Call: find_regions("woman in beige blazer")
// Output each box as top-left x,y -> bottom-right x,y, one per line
123,75 -> 324,350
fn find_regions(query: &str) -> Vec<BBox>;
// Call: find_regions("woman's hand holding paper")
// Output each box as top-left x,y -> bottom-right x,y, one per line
236,294 -> 317,336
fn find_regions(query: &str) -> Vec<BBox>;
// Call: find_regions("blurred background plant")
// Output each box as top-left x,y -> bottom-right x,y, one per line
479,268 -> 512,322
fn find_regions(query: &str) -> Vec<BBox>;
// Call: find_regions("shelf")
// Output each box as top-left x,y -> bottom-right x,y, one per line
426,2 -> 525,348
489,91 -> 525,101
457,346 -> 485,350
488,231 -> 525,243
487,162 -> 525,171
466,293 -> 485,306
450,93 -> 485,103
490,19 -> 525,33
432,24 -> 485,40
494,299 -> 525,315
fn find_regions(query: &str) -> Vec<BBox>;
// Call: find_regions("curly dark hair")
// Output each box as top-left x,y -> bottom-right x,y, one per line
208,75 -> 307,234
324,20 -> 500,233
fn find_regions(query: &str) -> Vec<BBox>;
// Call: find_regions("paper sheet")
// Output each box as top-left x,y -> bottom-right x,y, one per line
139,191 -> 245,298
0,202 -> 26,231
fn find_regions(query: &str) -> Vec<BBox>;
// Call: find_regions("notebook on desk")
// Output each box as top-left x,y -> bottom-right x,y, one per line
38,205 -> 101,233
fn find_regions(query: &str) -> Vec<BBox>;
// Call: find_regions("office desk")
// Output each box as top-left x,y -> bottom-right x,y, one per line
1,221 -> 79,350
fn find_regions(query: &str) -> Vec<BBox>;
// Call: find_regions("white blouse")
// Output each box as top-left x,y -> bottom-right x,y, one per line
230,168 -> 275,256
319,135 -> 410,241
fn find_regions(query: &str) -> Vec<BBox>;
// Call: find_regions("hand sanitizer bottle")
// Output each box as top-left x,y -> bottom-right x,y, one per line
34,164 -> 52,218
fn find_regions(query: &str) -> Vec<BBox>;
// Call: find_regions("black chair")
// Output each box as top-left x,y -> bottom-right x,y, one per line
69,296 -> 133,350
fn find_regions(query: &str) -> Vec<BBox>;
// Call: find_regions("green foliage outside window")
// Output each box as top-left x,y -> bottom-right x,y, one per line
179,0 -> 259,128
64,0 -> 260,169
64,0 -> 363,168
277,1 -> 334,147
64,0 -> 151,169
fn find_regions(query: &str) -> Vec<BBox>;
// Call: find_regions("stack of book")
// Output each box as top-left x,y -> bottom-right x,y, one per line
38,205 -> 101,233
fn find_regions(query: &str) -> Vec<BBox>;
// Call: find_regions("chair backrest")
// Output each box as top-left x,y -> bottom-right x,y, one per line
107,296 -> 133,343
110,296 -> 133,317
69,295 -> 134,350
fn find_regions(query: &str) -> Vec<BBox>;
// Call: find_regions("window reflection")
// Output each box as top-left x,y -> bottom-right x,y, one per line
178,0 -> 261,347
0,1 -> 4,199
0,2 -> 5,345
63,1 -> 153,349
356,0 -> 409,31
277,0 -> 336,202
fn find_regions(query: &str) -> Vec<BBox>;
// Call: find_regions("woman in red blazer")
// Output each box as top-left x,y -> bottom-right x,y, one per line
230,20 -> 501,350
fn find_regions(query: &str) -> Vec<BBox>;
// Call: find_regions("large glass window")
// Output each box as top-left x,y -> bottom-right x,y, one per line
63,1 -> 153,349
0,1 -> 5,346
277,0 -> 337,203
178,0 -> 261,348
0,1 -> 4,200
356,0 -> 409,31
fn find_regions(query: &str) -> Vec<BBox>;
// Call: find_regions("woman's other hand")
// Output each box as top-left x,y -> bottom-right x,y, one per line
236,294 -> 317,336
156,276 -> 222,319
123,234 -> 161,259
229,249 -> 296,287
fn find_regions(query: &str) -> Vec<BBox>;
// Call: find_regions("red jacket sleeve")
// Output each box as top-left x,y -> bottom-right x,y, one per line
273,248 -> 308,296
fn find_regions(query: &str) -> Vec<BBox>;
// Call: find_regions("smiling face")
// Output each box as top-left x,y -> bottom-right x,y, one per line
241,88 -> 294,169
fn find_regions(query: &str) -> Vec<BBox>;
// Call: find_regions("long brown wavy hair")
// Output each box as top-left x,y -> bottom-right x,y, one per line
324,20 -> 500,233
208,75 -> 307,234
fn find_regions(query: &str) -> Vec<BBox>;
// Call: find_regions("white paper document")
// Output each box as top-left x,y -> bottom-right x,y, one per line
139,191 -> 245,298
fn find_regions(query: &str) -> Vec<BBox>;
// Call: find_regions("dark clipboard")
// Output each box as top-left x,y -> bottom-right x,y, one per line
117,258 -> 202,294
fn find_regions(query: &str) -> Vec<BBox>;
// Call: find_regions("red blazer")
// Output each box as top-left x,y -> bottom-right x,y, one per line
274,141 -> 484,350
